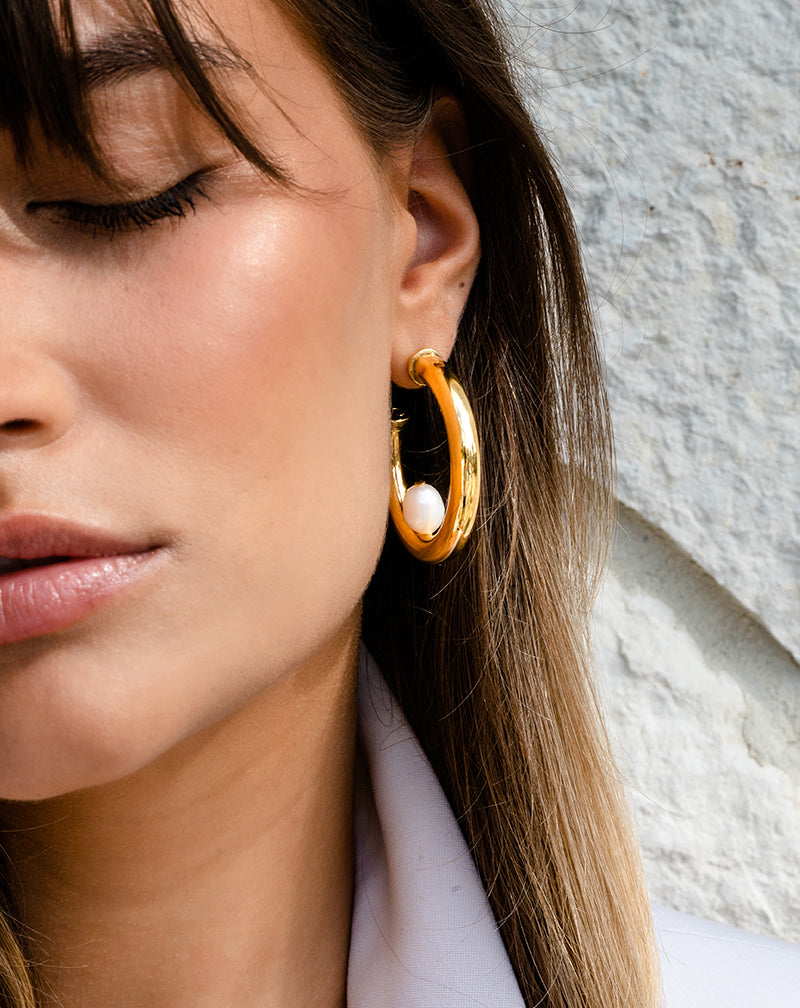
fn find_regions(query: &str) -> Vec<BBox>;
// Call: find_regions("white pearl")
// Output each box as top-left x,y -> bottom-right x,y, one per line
402,482 -> 445,535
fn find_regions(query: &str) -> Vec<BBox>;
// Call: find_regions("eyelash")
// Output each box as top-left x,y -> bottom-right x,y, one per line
42,174 -> 210,236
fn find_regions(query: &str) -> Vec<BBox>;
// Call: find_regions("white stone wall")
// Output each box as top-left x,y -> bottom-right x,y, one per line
505,0 -> 800,941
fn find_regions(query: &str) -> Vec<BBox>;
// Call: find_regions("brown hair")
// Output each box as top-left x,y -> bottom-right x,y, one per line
0,1 -> 660,1005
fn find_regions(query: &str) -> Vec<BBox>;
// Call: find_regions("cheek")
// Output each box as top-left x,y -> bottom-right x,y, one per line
184,205 -> 391,560
90,198 -> 391,464
73,193 -> 396,668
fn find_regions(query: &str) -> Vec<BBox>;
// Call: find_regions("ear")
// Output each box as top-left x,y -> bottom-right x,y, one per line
391,97 -> 481,388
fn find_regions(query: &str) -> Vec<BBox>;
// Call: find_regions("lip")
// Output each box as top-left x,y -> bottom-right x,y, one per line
0,514 -> 162,646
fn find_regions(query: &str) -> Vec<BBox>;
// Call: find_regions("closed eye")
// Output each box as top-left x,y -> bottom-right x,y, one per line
28,172 -> 211,237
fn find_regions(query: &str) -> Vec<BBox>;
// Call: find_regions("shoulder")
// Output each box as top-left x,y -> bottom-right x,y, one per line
654,905 -> 800,1007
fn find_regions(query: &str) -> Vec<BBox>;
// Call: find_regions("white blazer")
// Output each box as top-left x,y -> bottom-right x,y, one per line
349,647 -> 800,1006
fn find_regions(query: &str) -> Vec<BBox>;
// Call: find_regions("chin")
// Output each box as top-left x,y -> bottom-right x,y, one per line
0,682 -> 183,803
0,730 -> 162,803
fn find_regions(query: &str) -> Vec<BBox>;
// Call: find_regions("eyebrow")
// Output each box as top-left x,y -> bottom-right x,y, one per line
78,27 -> 249,88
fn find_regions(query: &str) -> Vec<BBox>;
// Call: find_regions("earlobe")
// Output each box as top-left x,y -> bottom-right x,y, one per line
391,98 -> 481,389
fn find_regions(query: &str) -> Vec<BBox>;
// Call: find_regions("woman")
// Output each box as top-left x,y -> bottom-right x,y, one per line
1,1 -> 796,1006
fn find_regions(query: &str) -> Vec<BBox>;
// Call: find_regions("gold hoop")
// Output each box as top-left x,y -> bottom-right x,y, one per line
389,349 -> 480,563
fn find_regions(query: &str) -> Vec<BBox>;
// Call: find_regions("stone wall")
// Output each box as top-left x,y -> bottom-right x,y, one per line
505,0 -> 800,941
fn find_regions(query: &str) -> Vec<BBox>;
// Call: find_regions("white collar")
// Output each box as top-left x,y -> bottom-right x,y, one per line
349,647 -> 525,1007
347,651 -> 800,1008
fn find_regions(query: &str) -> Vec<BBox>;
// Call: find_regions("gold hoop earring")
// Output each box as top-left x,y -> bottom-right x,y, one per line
390,349 -> 480,563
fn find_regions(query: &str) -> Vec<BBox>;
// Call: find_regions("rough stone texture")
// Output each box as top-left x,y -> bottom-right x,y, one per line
500,0 -> 800,942
514,0 -> 800,661
594,505 -> 800,944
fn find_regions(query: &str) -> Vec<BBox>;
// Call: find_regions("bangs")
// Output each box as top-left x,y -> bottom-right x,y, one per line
0,0 -> 285,180
0,0 -> 94,163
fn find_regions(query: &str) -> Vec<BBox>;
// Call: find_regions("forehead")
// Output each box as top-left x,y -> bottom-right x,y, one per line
68,0 -> 308,84
0,0 -> 274,166
69,0 -> 365,153
6,0 -> 383,186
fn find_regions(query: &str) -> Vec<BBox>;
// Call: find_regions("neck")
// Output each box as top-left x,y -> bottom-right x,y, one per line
0,626 -> 359,1008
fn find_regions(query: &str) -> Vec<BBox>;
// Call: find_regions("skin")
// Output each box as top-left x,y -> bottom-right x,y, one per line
0,1 -> 479,1005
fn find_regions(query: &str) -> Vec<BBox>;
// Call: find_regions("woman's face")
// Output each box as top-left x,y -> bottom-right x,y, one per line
0,0 -> 421,799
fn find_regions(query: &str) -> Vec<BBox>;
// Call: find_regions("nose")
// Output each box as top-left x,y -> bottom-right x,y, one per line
0,351 -> 77,450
